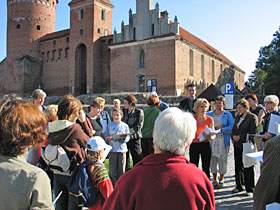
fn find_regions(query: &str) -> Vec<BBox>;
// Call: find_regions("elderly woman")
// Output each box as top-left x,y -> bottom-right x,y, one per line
46,95 -> 93,210
0,99 -> 54,209
190,98 -> 215,179
32,88 -> 47,112
103,108 -> 215,210
207,96 -> 234,189
141,95 -> 161,157
260,95 -> 280,145
231,99 -> 257,195
122,95 -> 144,170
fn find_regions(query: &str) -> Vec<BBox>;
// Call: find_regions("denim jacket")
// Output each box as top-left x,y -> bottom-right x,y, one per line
207,110 -> 234,147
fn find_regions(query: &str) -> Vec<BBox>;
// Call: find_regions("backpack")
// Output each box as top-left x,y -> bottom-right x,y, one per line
41,145 -> 71,173
68,160 -> 99,207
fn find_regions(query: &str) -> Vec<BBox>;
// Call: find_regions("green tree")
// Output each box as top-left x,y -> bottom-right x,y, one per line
256,27 -> 280,97
247,68 -> 267,90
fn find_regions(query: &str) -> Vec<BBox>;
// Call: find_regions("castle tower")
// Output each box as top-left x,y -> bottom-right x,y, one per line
4,0 -> 58,95
68,0 -> 113,95
136,0 -> 153,40
7,0 -> 58,62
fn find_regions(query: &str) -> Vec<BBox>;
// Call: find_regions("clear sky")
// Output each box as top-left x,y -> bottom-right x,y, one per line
1,0 -> 280,81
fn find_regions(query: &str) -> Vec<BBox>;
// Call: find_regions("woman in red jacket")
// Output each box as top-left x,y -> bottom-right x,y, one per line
103,108 -> 215,210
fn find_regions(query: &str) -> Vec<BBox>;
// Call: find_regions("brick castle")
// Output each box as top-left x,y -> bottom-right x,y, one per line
0,0 -> 245,96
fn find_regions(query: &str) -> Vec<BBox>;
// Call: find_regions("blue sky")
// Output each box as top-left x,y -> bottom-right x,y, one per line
1,0 -> 280,81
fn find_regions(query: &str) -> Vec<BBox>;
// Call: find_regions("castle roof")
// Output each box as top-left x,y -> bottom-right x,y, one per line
179,27 -> 243,73
39,29 -> 70,42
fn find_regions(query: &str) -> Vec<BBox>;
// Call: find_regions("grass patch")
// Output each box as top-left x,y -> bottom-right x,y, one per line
104,158 -> 133,171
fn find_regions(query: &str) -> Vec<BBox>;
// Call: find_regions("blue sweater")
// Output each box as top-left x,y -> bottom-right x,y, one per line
207,110 -> 234,147
106,121 -> 130,152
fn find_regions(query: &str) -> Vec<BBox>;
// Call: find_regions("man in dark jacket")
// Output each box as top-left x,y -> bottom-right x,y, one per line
179,84 -> 197,113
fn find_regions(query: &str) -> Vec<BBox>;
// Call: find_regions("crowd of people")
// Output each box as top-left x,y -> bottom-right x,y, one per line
0,86 -> 279,210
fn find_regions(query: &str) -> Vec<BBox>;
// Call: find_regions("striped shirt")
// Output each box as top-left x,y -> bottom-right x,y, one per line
90,162 -> 110,186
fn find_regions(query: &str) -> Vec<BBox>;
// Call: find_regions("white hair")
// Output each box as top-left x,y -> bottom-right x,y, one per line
264,95 -> 279,107
113,99 -> 121,104
153,107 -> 197,155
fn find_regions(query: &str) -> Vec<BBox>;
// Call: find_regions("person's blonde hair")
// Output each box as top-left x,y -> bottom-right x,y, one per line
193,98 -> 210,113
44,105 -> 58,122
95,97 -> 105,105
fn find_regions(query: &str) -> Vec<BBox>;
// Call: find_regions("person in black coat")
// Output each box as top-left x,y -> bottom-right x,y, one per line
179,84 -> 197,113
122,95 -> 144,171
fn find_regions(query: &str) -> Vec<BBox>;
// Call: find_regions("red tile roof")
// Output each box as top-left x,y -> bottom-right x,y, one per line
179,27 -> 242,72
39,29 -> 70,42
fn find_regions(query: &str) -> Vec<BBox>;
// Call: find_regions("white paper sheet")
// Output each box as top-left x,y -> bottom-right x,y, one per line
268,114 -> 280,135
198,128 -> 221,142
245,151 -> 263,162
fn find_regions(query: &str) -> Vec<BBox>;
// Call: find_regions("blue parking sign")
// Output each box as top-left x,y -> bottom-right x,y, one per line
225,83 -> 234,95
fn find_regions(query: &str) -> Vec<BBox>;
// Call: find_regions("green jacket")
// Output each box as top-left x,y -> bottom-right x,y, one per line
141,106 -> 161,138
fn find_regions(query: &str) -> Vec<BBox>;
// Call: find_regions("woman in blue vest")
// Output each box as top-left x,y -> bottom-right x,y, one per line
207,96 -> 234,189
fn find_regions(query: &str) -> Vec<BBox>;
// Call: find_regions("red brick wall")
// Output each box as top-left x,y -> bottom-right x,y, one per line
40,35 -> 70,95
110,37 -> 176,95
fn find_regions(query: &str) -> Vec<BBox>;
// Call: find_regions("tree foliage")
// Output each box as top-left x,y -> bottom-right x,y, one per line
247,68 -> 267,90
255,27 -> 280,97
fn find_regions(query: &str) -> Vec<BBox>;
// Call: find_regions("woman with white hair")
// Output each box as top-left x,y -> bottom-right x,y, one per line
261,95 -> 280,145
103,108 -> 215,210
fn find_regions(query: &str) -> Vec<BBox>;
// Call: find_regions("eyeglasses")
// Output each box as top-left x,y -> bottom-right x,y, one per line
264,101 -> 274,104
199,105 -> 208,108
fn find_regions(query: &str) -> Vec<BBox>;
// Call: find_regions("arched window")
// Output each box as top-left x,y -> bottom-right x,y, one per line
139,50 -> 145,69
201,55 -> 204,79
219,64 -> 223,86
189,49 -> 194,76
212,60 -> 215,83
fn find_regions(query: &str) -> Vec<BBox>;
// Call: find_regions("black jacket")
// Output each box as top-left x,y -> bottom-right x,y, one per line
122,107 -> 144,140
178,97 -> 197,113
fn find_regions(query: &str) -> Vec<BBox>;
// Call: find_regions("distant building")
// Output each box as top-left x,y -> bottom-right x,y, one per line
0,0 -> 245,96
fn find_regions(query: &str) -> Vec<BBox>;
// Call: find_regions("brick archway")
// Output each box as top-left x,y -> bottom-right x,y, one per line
75,43 -> 87,95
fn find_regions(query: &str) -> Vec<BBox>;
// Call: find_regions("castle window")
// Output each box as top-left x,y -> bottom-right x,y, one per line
58,49 -> 62,59
97,28 -> 101,34
212,60 -> 215,83
101,9 -> 106,20
65,47 -> 69,58
201,55 -> 204,79
133,28 -> 136,40
53,40 -> 56,46
104,29 -> 108,36
79,9 -> 84,20
219,64 -> 223,86
37,25 -> 41,30
16,24 -> 20,29
66,37 -> 69,43
151,24 -> 155,36
80,29 -> 83,36
139,50 -> 145,69
52,50 -> 56,60
46,51 -> 50,62
189,49 -> 194,76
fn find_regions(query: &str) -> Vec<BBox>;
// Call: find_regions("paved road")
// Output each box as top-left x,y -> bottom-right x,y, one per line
186,145 -> 260,210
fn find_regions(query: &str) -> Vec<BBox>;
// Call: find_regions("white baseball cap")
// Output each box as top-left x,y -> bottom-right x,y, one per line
149,91 -> 158,97
87,136 -> 111,152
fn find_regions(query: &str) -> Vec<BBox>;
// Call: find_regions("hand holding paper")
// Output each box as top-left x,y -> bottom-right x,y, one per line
198,128 -> 221,142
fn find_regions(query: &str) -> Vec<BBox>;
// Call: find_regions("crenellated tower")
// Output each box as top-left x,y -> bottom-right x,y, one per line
7,0 -> 58,62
